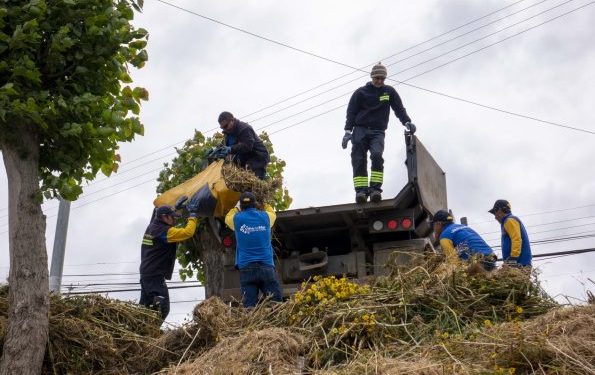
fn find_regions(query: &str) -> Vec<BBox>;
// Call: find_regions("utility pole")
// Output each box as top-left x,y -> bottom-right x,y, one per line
49,198 -> 71,293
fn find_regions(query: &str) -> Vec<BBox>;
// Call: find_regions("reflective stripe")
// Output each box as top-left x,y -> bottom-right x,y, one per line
142,239 -> 153,246
353,176 -> 368,187
370,171 -> 383,183
379,95 -> 389,101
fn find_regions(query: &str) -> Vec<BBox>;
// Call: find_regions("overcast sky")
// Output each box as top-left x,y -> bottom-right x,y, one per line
2,0 -> 595,325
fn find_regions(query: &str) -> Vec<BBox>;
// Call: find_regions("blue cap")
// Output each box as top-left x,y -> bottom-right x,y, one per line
155,205 -> 179,217
488,199 -> 511,214
431,210 -> 454,224
239,191 -> 256,208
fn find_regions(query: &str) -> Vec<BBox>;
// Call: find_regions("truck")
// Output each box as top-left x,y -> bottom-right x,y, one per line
218,132 -> 447,301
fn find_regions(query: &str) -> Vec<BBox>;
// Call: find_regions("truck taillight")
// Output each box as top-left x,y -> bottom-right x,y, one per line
401,218 -> 412,230
222,236 -> 233,247
387,219 -> 398,230
372,220 -> 384,231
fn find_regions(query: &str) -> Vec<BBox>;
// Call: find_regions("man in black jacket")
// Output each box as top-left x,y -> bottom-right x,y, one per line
218,111 -> 270,180
342,63 -> 416,204
139,205 -> 198,320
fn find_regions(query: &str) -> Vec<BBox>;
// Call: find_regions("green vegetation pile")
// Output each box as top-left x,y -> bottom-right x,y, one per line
2,254 -> 593,374
221,162 -> 282,204
0,286 -> 162,375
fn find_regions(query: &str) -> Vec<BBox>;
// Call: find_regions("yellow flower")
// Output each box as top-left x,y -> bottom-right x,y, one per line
484,319 -> 493,328
515,306 -> 523,314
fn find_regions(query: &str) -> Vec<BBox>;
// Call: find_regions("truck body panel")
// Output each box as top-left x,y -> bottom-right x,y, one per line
218,134 -> 447,301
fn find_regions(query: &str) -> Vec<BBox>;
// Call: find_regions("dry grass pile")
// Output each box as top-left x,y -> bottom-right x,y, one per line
161,327 -> 305,375
0,287 -> 162,375
221,163 -> 282,203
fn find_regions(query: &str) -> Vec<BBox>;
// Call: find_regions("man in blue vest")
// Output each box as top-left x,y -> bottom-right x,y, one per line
218,111 -> 270,180
342,62 -> 416,204
489,199 -> 532,267
225,192 -> 282,308
139,205 -> 199,320
431,210 -> 497,270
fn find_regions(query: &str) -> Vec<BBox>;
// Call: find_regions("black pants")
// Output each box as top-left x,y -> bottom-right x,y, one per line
139,275 -> 170,320
351,127 -> 385,193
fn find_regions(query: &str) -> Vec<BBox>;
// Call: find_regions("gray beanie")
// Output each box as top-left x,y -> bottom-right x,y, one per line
370,62 -> 387,79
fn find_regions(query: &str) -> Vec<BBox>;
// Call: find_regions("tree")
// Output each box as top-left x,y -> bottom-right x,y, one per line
0,1 -> 148,373
156,130 -> 291,296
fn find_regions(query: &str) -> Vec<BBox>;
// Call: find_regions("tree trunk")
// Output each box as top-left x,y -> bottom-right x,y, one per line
0,128 -> 49,375
196,228 -> 225,298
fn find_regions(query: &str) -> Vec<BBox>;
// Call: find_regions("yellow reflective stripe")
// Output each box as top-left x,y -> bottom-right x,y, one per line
353,176 -> 368,187
370,171 -> 383,183
142,239 -> 153,246
379,95 -> 389,101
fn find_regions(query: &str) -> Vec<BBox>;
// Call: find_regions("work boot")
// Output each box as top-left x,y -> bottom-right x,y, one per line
355,191 -> 367,204
369,189 -> 382,203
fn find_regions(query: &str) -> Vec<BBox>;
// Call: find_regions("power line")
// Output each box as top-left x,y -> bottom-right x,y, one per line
65,283 -> 202,295
479,214 -> 595,235
469,203 -> 595,226
246,0 -> 564,126
155,0 -> 356,71
1,2 -> 593,231
240,0 -> 532,120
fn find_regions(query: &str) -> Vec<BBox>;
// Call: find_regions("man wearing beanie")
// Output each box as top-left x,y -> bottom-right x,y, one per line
342,62 -> 416,204
217,111 -> 270,180
225,192 -> 282,308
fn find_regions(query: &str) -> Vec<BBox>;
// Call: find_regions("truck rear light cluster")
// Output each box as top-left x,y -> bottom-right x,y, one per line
222,235 -> 234,248
371,217 -> 413,232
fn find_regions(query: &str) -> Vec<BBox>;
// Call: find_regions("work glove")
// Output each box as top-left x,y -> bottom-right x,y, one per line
186,200 -> 200,218
405,122 -> 416,134
341,131 -> 352,149
503,257 -> 520,268
220,146 -> 231,156
175,195 -> 188,210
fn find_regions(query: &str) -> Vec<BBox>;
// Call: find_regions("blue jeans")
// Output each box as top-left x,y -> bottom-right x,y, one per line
239,263 -> 283,308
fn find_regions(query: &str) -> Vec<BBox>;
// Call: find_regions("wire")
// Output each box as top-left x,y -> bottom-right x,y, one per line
155,0 -> 356,70
479,214 -> 595,235
469,203 -> 595,226
65,284 -> 202,295
2,1 -> 593,233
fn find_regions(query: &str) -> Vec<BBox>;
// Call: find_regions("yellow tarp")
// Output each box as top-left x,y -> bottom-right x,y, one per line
153,160 -> 240,218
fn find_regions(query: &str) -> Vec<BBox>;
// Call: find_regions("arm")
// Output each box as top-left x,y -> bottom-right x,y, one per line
225,207 -> 240,231
390,88 -> 411,125
230,128 -> 256,154
503,218 -> 522,258
440,238 -> 460,265
263,203 -> 276,226
345,90 -> 360,131
164,217 -> 199,243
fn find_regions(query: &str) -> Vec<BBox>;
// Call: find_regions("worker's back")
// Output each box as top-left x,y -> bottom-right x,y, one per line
232,208 -> 274,269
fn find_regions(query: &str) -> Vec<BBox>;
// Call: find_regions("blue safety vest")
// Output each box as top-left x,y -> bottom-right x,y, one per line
501,214 -> 532,266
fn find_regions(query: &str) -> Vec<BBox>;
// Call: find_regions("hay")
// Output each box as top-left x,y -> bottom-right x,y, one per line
162,327 -> 305,375
0,287 -> 163,375
221,163 -> 282,204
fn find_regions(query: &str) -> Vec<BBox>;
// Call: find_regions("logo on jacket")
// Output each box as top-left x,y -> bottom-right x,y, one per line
239,224 -> 267,234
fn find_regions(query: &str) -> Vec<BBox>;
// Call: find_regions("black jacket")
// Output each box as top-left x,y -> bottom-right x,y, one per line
345,82 -> 411,131
224,120 -> 269,163
139,218 -> 177,279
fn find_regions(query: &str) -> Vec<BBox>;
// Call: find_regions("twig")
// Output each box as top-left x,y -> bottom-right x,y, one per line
175,327 -> 201,371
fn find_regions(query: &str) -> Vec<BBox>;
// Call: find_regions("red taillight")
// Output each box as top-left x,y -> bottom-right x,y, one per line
222,236 -> 233,247
387,220 -> 398,230
401,218 -> 412,230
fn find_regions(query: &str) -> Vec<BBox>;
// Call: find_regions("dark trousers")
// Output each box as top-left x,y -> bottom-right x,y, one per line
351,127 -> 385,193
239,262 -> 283,308
139,275 -> 170,320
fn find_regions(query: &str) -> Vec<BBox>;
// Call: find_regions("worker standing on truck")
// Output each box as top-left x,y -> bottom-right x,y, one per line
342,62 -> 416,204
431,210 -> 497,270
217,111 -> 270,180
139,205 -> 199,320
489,200 -> 532,267
225,192 -> 283,308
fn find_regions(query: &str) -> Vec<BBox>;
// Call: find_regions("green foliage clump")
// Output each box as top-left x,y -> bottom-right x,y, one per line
0,0 -> 148,200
